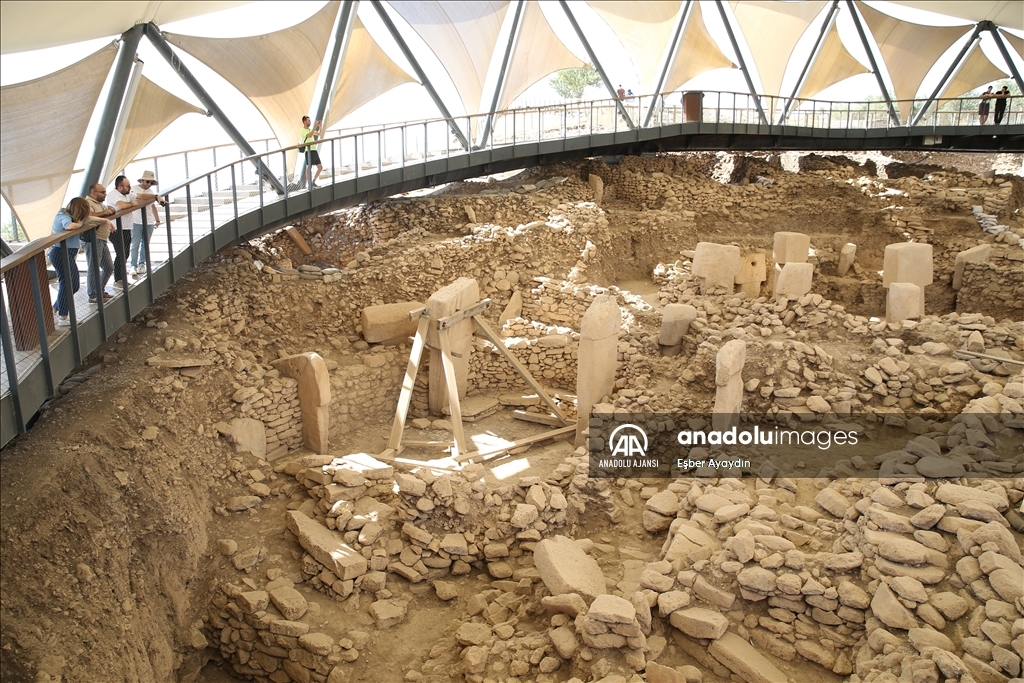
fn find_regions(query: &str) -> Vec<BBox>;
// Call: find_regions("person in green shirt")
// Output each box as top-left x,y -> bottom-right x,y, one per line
300,116 -> 323,185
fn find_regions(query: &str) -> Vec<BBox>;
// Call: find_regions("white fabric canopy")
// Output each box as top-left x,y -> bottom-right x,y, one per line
999,29 -> 1024,60
888,1 -> 1022,30
325,17 -> 417,128
797,21 -> 869,100
939,41 -> 1011,101
0,1 -> 253,54
587,1 -> 683,92
663,1 -> 736,94
107,77 -> 205,182
0,45 -> 117,240
731,1 -> 827,98
498,1 -> 584,110
165,1 -> 339,170
856,1 -> 970,120
390,1 -> 509,115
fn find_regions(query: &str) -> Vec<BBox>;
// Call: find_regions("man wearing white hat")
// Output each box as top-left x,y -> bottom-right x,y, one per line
130,170 -> 163,277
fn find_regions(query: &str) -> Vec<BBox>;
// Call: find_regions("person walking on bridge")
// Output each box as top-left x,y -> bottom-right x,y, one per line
83,183 -> 115,304
300,116 -> 323,186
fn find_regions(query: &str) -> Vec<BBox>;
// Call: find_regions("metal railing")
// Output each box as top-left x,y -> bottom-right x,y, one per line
2,90 -> 1021,446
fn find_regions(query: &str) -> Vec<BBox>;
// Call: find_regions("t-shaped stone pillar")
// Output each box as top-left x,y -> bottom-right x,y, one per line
734,252 -> 766,298
774,262 -> 814,299
576,295 -> 621,445
952,244 -> 992,291
886,282 -> 922,323
882,243 -> 932,314
692,242 -> 741,293
272,352 -> 331,454
713,340 -> 746,431
773,232 -> 810,264
426,278 -> 479,415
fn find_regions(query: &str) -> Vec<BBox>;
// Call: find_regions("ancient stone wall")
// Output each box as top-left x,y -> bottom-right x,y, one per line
227,376 -> 304,457
957,260 -> 1024,321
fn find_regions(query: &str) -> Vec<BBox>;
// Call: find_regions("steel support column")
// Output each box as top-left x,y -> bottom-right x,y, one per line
370,0 -> 470,150
146,24 -> 286,195
79,25 -> 145,195
478,0 -> 525,148
911,24 -> 983,126
846,0 -> 901,126
715,0 -> 768,125
643,0 -> 692,127
779,1 -> 839,124
988,23 -> 1024,96
558,0 -> 636,130
297,0 -> 359,187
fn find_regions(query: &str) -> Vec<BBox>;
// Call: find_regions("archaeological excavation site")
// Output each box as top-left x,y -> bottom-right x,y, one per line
2,150 -> 1023,683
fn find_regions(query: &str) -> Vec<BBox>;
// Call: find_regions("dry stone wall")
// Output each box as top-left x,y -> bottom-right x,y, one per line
957,261 -> 1024,321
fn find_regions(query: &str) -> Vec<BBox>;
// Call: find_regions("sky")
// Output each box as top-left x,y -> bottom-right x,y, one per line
2,0 -> 1022,234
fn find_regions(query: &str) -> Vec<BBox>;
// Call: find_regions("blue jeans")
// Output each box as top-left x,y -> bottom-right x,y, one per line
48,245 -> 79,316
82,238 -> 112,300
130,222 -> 155,268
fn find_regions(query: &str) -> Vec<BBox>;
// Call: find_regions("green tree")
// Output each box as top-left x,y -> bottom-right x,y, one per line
548,64 -> 602,100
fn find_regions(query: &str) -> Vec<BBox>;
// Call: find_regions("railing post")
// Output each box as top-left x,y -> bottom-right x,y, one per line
26,254 -> 54,397
185,185 -> 195,268
0,291 -> 25,434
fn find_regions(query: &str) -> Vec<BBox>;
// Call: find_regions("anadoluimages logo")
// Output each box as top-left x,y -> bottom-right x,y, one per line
608,423 -> 649,458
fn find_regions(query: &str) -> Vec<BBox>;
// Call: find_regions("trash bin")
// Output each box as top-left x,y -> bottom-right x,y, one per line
683,91 -> 703,123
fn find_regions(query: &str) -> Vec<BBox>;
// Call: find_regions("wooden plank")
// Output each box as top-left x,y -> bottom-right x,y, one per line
438,328 -> 468,457
513,410 -> 563,426
285,227 -> 312,255
387,316 -> 429,450
437,299 -> 491,329
374,451 -> 463,473
407,306 -> 426,320
473,317 -> 568,425
402,440 -> 455,450
455,425 -> 576,463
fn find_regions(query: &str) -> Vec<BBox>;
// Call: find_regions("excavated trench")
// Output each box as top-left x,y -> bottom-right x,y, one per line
1,151 -> 1023,683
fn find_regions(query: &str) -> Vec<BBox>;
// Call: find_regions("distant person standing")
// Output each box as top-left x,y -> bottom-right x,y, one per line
83,183 -> 115,303
131,170 -> 162,277
993,86 -> 1010,124
978,86 -> 993,124
48,197 -> 92,325
300,116 -> 323,186
107,175 -> 138,288
616,84 -> 626,99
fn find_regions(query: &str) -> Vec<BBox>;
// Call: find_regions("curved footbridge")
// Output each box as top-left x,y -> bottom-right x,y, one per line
2,93 -> 1023,445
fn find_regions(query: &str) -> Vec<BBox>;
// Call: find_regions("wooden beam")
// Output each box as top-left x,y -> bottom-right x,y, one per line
438,299 -> 491,329
387,316 -> 429,450
473,317 -> 568,425
512,410 -> 563,426
438,328 -> 468,457
456,425 -> 576,463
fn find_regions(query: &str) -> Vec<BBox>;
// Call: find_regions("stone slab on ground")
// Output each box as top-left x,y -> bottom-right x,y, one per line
533,535 -> 607,602
669,607 -> 729,640
708,631 -> 788,683
286,510 -> 367,580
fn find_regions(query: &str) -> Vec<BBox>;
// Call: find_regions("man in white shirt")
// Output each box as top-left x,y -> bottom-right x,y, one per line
107,175 -> 139,288
131,170 -> 163,277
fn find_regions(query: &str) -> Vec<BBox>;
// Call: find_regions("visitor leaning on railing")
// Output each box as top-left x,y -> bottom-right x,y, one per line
48,198 -> 92,326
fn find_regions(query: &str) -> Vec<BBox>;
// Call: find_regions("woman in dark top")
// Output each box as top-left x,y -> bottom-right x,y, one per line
978,86 -> 993,124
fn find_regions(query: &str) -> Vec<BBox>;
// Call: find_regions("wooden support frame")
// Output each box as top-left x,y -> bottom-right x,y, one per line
383,296 -> 573,466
